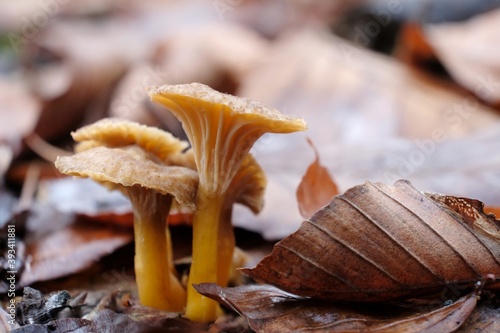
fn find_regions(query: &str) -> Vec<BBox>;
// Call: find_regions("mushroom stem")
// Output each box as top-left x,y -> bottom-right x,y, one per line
185,190 -> 225,322
129,187 -> 185,311
217,204 -> 235,288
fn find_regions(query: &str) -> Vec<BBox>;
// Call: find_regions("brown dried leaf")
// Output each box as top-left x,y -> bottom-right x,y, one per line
20,218 -> 132,287
243,180 -> 500,302
195,283 -> 478,333
296,139 -> 338,219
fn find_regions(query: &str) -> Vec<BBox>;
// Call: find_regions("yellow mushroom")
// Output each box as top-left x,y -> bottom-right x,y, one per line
71,118 -> 193,276
148,83 -> 307,322
56,128 -> 197,312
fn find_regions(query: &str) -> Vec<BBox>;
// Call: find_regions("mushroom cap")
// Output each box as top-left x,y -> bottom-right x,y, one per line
148,83 -> 306,194
72,118 -> 189,162
148,83 -> 307,133
55,145 -> 198,210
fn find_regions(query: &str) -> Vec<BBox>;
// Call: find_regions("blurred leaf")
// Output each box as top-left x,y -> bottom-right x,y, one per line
296,139 -> 338,219
425,8 -> 500,107
39,178 -> 133,228
20,214 -> 132,287
195,283 -> 478,333
244,180 -> 500,301
0,77 -> 40,155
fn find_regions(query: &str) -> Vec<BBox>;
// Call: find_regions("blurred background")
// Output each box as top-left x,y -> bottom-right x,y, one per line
2,0 -> 500,240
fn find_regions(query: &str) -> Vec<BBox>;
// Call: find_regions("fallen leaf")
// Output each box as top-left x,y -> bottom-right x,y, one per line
20,212 -> 132,287
21,22 -> 129,145
0,76 -> 40,155
296,139 -> 338,219
195,283 -> 479,333
424,8 -> 500,107
243,180 -> 500,302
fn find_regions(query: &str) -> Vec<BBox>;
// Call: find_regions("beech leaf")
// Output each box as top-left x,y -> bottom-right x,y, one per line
243,180 -> 500,302
296,139 -> 338,219
195,283 -> 479,333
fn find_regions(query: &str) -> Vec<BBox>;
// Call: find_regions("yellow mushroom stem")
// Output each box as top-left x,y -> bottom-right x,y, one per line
185,190 -> 225,321
128,186 -> 186,311
217,203 -> 235,288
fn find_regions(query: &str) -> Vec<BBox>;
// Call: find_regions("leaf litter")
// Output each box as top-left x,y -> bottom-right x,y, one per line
2,0 -> 500,332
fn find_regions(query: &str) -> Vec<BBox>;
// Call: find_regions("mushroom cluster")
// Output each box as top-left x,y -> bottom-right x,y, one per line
55,83 -> 306,323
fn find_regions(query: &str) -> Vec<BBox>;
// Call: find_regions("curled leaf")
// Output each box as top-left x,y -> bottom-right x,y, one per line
195,283 -> 479,333
243,180 -> 500,302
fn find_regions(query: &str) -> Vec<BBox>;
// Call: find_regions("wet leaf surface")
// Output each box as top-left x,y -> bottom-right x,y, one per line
195,283 -> 479,333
